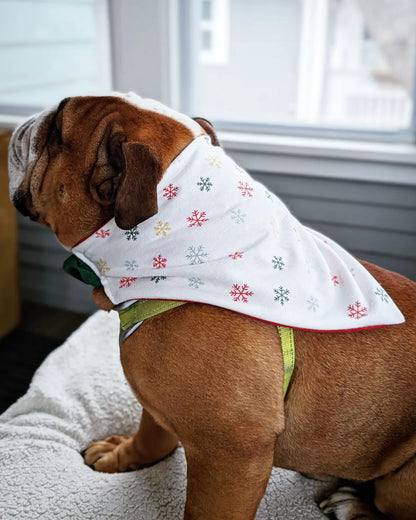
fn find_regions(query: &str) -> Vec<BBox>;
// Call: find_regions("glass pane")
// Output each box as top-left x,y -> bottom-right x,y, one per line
201,0 -> 212,21
186,0 -> 415,133
201,30 -> 212,52
0,0 -> 110,111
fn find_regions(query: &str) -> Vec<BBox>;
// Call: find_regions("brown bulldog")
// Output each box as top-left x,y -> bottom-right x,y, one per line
8,93 -> 416,520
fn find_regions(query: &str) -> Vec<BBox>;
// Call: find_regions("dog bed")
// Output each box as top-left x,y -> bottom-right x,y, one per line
0,310 -> 327,519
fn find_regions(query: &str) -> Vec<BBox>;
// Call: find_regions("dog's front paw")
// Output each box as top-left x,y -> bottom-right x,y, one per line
84,435 -> 140,473
319,486 -> 384,520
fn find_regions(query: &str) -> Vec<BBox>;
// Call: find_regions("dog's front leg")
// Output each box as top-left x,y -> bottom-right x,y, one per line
183,433 -> 276,520
84,408 -> 178,472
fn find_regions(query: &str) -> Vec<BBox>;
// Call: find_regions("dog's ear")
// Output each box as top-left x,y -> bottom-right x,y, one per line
114,142 -> 160,230
193,117 -> 220,146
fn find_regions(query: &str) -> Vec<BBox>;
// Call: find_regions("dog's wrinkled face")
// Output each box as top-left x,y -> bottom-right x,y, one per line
8,93 -> 212,247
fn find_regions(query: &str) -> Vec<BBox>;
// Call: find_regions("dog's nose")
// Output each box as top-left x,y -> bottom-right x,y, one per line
12,191 -> 36,219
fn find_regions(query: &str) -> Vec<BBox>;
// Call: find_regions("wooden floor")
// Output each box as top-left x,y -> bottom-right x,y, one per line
0,302 -> 89,414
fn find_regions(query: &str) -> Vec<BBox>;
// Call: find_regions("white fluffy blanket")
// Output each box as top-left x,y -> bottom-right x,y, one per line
0,311 -> 327,519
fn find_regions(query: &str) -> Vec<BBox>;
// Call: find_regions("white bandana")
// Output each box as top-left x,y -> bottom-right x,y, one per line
72,136 -> 404,332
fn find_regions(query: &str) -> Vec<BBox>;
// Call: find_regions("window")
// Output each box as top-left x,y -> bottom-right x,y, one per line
180,0 -> 416,141
0,0 -> 111,116
199,0 -> 229,64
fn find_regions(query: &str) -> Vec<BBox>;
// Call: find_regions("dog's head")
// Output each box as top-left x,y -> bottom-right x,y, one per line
8,93 -> 218,247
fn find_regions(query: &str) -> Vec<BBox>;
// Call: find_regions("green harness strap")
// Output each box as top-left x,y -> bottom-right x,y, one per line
277,325 -> 296,397
62,255 -> 295,398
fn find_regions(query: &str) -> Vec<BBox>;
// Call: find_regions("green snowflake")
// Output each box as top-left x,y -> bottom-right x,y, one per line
124,226 -> 140,241
197,177 -> 213,192
274,286 -> 290,305
272,255 -> 285,270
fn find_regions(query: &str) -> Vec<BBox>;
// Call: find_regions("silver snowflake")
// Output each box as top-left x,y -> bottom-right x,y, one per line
124,260 -> 138,271
124,226 -> 140,241
272,255 -> 285,270
307,296 -> 319,312
230,209 -> 246,224
186,245 -> 208,265
188,277 -> 204,288
197,177 -> 213,192
274,286 -> 290,305
375,287 -> 389,303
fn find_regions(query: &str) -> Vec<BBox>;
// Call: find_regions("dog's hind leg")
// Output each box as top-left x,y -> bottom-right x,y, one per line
374,453 -> 416,520
84,407 -> 179,473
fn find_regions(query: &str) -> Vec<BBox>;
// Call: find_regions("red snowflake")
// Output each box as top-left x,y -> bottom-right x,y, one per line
238,181 -> 254,197
95,229 -> 110,238
153,254 -> 167,269
347,301 -> 368,319
119,277 -> 137,288
187,210 -> 209,227
229,252 -> 244,260
230,283 -> 254,303
331,273 -> 341,286
163,183 -> 179,200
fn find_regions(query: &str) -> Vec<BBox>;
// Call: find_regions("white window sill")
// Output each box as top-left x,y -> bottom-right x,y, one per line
219,131 -> 416,186
2,116 -> 415,185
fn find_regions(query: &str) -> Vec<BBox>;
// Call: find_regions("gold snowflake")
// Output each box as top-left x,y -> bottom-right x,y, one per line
154,220 -> 171,237
270,219 -> 279,239
205,155 -> 222,168
97,258 -> 110,275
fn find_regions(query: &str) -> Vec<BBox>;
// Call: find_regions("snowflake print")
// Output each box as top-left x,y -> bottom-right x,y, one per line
265,189 -> 273,201
229,252 -> 244,260
197,177 -> 213,192
293,227 -> 301,242
205,155 -> 222,168
124,260 -> 138,271
151,276 -> 166,283
97,259 -> 110,275
274,286 -> 290,306
348,301 -> 368,320
163,183 -> 179,200
230,209 -> 246,224
234,164 -> 245,175
375,287 -> 389,303
270,219 -> 279,239
153,254 -> 167,269
95,229 -> 110,239
230,284 -> 254,303
119,277 -> 137,288
124,226 -> 139,241
186,245 -> 208,264
238,181 -> 254,198
272,256 -> 285,270
307,296 -> 319,312
187,210 -> 209,227
188,277 -> 204,288
331,273 -> 341,286
154,221 -> 171,237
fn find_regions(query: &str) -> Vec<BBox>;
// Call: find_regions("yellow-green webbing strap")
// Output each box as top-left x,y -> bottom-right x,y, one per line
118,300 -> 187,331
277,326 -> 296,398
